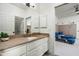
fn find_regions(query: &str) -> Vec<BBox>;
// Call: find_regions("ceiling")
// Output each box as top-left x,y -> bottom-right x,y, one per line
11,3 -> 28,9
55,3 -> 79,17
11,3 -> 74,13
11,3 -> 53,10
11,3 -> 75,17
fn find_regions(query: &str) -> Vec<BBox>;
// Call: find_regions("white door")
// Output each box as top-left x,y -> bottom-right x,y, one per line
77,22 -> 79,39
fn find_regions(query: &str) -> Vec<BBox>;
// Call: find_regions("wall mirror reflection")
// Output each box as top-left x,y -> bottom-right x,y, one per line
15,16 -> 24,35
25,16 -> 31,34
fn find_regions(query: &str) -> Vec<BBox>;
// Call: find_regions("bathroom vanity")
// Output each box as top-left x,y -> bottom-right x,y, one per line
0,34 -> 49,56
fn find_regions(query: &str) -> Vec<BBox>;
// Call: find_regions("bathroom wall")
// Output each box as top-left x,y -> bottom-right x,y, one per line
0,3 -> 26,35
57,24 -> 76,36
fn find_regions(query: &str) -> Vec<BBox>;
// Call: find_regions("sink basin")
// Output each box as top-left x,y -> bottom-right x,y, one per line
27,37 -> 37,40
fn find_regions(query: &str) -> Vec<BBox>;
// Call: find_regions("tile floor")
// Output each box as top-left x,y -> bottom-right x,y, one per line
55,39 -> 79,56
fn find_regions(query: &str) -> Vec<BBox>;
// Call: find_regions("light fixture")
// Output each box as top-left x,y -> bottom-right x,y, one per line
26,3 -> 30,7
26,3 -> 36,8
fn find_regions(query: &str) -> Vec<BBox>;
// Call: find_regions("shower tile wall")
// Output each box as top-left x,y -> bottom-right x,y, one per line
57,24 -> 76,36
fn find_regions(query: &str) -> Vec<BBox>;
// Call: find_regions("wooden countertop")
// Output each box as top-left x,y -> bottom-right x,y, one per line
0,34 -> 49,51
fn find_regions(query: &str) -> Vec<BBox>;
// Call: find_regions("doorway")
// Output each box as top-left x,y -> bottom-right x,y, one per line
25,16 -> 31,34
55,3 -> 78,56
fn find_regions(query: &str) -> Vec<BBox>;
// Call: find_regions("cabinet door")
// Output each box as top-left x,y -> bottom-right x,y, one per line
31,16 -> 40,33
40,28 -> 48,33
27,46 -> 43,56
1,44 -> 26,56
40,15 -> 47,27
40,15 -> 48,33
41,38 -> 48,53
26,39 -> 42,56
26,38 -> 48,56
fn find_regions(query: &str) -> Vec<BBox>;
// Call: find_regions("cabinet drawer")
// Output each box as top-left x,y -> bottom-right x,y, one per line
27,43 -> 48,56
27,39 -> 43,51
27,46 -> 43,56
27,38 -> 48,51
2,44 -> 26,52
29,39 -> 43,45
41,38 -> 48,43
41,44 -> 48,53
1,44 -> 26,56
29,38 -> 48,47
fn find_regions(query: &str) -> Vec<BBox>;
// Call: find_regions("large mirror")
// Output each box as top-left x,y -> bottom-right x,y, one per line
15,16 -> 24,35
15,16 -> 32,35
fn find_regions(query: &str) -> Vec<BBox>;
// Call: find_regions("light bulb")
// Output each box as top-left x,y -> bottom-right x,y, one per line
30,3 -> 36,8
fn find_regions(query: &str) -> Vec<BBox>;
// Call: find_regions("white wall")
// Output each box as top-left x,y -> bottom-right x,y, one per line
56,14 -> 79,25
0,3 -> 26,35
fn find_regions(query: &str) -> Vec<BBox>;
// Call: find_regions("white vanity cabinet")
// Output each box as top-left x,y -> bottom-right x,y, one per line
0,37 -> 48,56
26,37 -> 48,56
